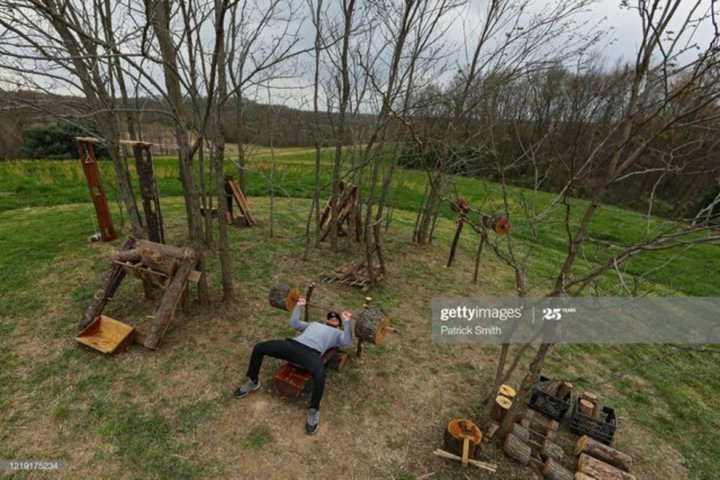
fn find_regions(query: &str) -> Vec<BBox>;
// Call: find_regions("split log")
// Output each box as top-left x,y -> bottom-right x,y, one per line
144,248 -> 197,350
581,392 -> 598,405
502,433 -> 531,465
578,454 -> 636,480
491,395 -> 513,422
443,419 -> 483,461
540,438 -> 565,462
499,384 -> 517,400
575,436 -> 633,473
354,309 -> 389,345
542,458 -> 573,480
578,399 -> 595,416
269,283 -> 300,311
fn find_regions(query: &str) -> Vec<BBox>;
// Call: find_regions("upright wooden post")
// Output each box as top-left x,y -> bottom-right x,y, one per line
76,137 -> 117,242
124,141 -> 164,243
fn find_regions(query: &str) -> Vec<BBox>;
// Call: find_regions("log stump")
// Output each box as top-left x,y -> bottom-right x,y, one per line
502,433 -> 531,465
542,458 -> 573,480
578,454 -> 636,480
354,309 -> 389,345
269,283 -> 301,311
575,435 -> 633,472
491,395 -> 513,422
443,419 -> 483,461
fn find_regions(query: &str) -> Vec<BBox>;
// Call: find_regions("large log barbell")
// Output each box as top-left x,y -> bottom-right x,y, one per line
268,283 -> 390,348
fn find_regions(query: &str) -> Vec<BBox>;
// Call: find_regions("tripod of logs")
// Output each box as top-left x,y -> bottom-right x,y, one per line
268,283 -> 390,357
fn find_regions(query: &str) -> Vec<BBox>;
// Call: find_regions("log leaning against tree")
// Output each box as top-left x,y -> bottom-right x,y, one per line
578,454 -> 636,480
575,435 -> 632,473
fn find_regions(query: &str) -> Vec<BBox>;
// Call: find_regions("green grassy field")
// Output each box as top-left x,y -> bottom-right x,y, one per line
0,149 -> 719,479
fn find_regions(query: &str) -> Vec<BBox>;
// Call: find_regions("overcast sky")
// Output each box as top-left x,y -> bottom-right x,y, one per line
257,0 -> 719,109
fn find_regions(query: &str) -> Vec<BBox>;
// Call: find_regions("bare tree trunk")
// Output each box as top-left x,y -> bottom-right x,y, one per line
329,0 -> 356,251
145,0 -> 209,304
213,0 -> 233,301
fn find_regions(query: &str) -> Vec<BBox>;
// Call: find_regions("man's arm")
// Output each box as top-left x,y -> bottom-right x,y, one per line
290,298 -> 309,332
338,311 -> 352,346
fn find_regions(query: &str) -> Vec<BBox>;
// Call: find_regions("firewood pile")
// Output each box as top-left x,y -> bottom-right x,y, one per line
491,375 -> 633,480
321,259 -> 384,290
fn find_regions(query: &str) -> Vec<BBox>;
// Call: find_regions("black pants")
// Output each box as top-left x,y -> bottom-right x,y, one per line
246,339 -> 326,410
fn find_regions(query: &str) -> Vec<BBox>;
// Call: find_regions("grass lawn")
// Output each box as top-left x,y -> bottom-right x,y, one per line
0,149 -> 719,479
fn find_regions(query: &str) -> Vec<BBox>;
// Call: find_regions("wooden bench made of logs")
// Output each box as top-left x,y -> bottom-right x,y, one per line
273,348 -> 348,398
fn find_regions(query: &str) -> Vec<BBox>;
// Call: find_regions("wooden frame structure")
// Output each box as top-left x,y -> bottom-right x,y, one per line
78,236 -> 201,350
76,137 -> 117,242
227,176 -> 254,226
120,140 -> 165,243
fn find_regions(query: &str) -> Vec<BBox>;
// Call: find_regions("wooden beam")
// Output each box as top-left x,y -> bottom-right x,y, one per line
143,248 -> 198,350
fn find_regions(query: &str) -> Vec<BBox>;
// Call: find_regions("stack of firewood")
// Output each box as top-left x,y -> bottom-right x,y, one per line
321,259 -> 384,289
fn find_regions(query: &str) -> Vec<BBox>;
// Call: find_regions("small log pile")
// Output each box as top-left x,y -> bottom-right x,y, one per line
569,390 -> 618,445
574,436 -> 635,480
321,259 -> 384,290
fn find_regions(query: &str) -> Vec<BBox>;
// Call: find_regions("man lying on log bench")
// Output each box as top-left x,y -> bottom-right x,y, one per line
234,297 -> 352,435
